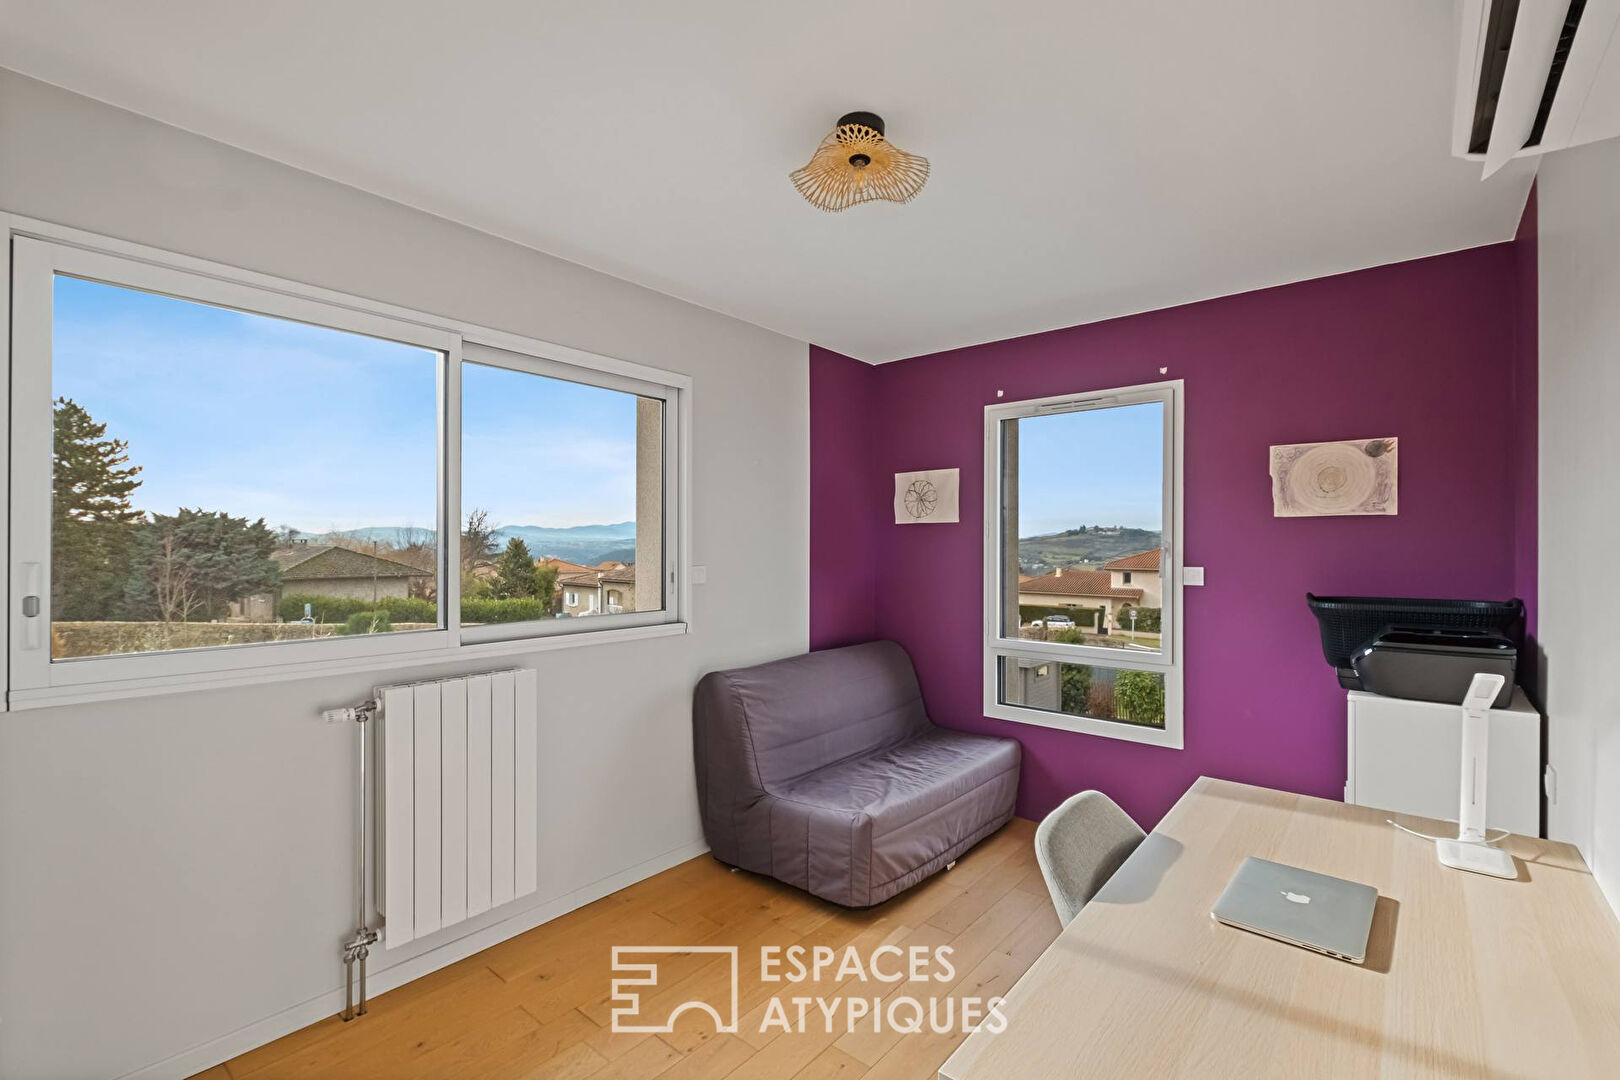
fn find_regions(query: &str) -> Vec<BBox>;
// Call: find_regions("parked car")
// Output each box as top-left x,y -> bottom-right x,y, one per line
1033,614 -> 1076,630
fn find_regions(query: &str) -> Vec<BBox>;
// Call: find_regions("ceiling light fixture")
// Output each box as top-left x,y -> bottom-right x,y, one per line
790,111 -> 929,212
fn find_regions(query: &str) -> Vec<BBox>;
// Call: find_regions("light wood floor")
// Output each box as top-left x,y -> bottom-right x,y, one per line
196,819 -> 1056,1080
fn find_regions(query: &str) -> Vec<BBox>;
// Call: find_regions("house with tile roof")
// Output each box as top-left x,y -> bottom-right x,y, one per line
1101,548 -> 1163,607
556,565 -> 638,617
229,543 -> 433,621
535,556 -> 597,576
1017,548 -> 1162,630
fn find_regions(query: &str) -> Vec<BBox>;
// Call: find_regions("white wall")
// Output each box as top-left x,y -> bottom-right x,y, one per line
0,70 -> 809,1079
1537,137 -> 1620,917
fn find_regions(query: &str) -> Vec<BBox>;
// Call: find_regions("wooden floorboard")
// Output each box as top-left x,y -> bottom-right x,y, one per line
206,819 -> 1056,1080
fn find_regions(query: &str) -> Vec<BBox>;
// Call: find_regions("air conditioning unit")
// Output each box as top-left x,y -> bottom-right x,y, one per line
1453,0 -> 1620,176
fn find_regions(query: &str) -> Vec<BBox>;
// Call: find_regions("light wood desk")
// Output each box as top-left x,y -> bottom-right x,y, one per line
943,777 -> 1620,1078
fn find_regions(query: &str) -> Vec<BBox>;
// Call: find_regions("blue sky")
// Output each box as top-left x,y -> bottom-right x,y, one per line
1016,402 -> 1164,536
461,362 -> 641,530
52,275 -> 641,533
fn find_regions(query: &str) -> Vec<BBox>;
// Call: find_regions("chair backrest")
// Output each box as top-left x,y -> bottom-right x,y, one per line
1034,790 -> 1146,926
694,640 -> 931,794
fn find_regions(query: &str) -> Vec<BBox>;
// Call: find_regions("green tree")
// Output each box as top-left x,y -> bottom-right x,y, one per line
491,538 -> 561,612
1060,664 -> 1093,715
493,537 -> 537,598
533,563 -> 560,614
122,509 -> 281,622
52,398 -> 144,619
490,538 -> 535,596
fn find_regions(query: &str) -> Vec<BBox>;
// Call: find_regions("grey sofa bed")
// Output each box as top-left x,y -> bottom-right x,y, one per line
693,641 -> 1021,907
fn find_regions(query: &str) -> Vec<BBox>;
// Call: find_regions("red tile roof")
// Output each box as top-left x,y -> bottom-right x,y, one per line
1102,549 -> 1162,571
557,567 -> 636,586
536,557 -> 595,575
1018,569 -> 1143,602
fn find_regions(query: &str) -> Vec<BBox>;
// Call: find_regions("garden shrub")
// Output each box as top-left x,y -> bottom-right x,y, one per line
1123,606 -> 1162,633
1115,668 -> 1166,726
340,610 -> 392,635
459,596 -> 551,624
1060,663 -> 1092,714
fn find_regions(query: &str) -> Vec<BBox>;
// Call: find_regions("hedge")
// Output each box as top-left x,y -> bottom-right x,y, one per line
279,594 -> 435,624
1018,605 -> 1099,628
460,596 -> 550,624
279,593 -> 552,626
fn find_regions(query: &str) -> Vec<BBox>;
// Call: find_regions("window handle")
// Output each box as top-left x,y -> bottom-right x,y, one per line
19,562 -> 42,651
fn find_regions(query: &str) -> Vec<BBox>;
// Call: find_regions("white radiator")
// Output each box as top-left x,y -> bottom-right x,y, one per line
376,669 -> 538,947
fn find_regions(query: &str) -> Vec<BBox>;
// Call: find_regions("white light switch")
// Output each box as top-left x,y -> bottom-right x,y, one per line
690,565 -> 707,585
1184,566 -> 1205,586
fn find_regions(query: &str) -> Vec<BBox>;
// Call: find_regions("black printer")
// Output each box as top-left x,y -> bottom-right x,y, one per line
1306,595 -> 1523,708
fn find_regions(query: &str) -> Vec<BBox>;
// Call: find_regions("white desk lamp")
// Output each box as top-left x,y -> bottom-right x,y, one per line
1434,672 -> 1518,879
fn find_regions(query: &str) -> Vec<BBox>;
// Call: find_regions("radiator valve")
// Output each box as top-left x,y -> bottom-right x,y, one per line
322,703 -> 376,725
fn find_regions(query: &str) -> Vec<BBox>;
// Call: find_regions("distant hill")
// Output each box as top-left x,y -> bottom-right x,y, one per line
1018,526 -> 1161,575
305,522 -> 637,567
493,523 -> 634,566
497,522 -> 635,541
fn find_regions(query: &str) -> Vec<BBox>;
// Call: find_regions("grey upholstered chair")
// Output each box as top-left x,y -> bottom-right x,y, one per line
1034,790 -> 1145,926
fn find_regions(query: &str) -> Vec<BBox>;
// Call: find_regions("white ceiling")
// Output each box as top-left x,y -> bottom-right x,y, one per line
0,1 -> 1536,362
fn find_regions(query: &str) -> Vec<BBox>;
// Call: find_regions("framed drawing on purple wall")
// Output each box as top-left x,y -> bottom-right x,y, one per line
1270,438 -> 1398,517
895,468 -> 960,524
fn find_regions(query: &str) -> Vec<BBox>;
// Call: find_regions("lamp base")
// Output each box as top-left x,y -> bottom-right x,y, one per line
1436,839 -> 1518,879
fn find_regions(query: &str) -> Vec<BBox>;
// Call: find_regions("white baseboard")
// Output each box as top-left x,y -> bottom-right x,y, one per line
117,838 -> 711,1080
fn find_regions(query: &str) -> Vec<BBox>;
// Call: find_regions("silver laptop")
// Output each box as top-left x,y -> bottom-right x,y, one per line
1211,857 -> 1378,964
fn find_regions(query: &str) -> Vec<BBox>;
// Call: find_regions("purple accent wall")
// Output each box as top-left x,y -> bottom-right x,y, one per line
1512,188 -> 1539,645
811,244 -> 1536,829
809,346 -> 881,649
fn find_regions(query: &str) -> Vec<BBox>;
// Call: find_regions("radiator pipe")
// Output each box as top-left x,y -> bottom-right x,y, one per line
333,700 -> 380,1021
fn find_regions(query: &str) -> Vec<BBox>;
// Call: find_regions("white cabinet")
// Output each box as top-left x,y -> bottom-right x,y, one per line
1345,689 -> 1542,838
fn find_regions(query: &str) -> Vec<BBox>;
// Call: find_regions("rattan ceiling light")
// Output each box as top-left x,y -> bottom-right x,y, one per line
790,111 -> 929,212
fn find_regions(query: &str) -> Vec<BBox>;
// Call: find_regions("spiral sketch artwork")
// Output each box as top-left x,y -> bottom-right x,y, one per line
904,479 -> 939,519
893,469 -> 960,525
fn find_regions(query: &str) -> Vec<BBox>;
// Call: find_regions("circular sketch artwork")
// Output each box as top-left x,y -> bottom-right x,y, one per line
1270,438 -> 1397,517
893,468 -> 960,524
904,479 -> 939,519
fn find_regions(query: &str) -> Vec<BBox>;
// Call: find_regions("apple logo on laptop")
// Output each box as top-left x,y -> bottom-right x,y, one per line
1281,891 -> 1312,904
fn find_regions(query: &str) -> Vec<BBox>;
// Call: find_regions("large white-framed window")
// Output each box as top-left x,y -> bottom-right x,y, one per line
983,381 -> 1184,748
5,220 -> 690,706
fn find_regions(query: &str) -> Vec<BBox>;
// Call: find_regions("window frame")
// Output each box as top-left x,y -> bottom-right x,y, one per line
458,342 -> 680,645
982,380 -> 1185,749
3,216 -> 692,709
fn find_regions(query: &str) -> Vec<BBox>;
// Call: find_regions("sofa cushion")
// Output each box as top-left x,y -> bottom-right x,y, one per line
774,730 -> 1020,898
715,641 -> 930,788
780,729 -> 1019,835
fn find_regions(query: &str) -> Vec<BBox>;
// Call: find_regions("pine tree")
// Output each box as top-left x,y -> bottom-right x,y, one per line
52,398 -> 144,619
122,509 -> 281,622
492,537 -> 539,599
